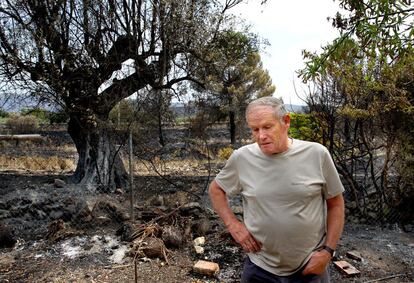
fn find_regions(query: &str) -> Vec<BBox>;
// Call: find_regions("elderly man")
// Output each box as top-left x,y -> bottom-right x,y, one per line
209,96 -> 345,283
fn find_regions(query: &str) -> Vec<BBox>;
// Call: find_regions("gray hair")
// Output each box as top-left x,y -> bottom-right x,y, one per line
246,96 -> 288,123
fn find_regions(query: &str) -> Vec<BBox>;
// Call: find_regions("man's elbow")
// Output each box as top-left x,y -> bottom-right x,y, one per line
209,180 -> 225,200
327,194 -> 345,210
329,194 -> 345,227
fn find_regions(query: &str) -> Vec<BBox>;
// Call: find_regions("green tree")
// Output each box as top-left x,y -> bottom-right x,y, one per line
299,0 -> 414,223
194,30 -> 275,144
332,2 -> 414,201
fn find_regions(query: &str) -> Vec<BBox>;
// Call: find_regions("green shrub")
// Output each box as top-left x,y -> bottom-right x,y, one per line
21,107 -> 48,123
0,108 -> 9,118
217,146 -> 234,160
289,113 -> 319,141
5,115 -> 39,134
48,111 -> 69,124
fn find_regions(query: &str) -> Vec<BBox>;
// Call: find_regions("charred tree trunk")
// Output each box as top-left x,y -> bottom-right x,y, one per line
157,93 -> 165,147
158,113 -> 165,146
228,94 -> 236,145
229,110 -> 236,145
68,114 -> 128,192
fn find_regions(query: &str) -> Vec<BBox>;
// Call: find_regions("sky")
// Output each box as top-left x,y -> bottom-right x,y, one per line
231,0 -> 344,105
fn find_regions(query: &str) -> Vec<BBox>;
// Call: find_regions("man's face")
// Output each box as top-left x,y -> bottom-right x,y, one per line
247,105 -> 290,155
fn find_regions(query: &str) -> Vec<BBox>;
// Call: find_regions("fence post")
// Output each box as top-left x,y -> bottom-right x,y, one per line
129,130 -> 134,222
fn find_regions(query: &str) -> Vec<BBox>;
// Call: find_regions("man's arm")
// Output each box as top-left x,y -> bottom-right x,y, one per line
303,193 -> 345,275
209,180 -> 262,253
324,193 -> 345,249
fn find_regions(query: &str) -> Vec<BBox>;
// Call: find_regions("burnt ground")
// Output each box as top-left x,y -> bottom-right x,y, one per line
0,126 -> 413,283
0,171 -> 413,283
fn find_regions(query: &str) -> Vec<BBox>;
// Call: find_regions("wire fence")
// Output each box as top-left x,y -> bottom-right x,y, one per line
1,125 -> 411,245
1,122 -> 413,282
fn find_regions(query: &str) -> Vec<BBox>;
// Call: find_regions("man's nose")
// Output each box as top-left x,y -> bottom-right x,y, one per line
258,129 -> 267,140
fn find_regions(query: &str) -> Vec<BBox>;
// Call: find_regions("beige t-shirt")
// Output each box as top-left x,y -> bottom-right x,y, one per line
215,139 -> 344,276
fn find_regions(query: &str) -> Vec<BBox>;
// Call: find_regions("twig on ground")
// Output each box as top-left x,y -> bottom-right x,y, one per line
104,264 -> 132,269
362,273 -> 407,283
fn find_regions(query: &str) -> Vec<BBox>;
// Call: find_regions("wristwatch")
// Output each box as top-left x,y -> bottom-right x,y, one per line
321,245 -> 336,257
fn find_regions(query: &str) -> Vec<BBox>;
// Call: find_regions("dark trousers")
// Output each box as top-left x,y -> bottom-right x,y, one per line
241,257 -> 330,283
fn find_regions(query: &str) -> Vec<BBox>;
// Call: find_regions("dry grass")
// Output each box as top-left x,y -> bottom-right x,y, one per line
0,139 -> 76,151
0,155 -> 75,172
5,115 -> 39,134
0,154 -> 210,176
128,158 -> 212,176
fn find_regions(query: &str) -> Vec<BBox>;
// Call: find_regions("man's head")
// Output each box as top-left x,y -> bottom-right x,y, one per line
246,96 -> 288,123
246,96 -> 291,155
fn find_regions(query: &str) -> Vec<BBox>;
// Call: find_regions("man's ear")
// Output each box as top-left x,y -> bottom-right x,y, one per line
283,113 -> 291,127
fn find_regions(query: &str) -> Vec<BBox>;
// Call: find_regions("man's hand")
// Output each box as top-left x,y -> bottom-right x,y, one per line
208,181 -> 262,253
302,250 -> 331,275
227,220 -> 262,253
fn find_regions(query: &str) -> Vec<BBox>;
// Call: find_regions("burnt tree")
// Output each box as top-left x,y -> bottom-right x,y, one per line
0,0 -> 243,190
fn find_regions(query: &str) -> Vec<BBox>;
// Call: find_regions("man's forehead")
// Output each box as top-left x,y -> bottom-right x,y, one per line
248,105 -> 273,112
247,106 -> 276,118
247,111 -> 279,125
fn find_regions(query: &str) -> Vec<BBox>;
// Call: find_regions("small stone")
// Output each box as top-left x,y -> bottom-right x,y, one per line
149,195 -> 164,206
180,202 -> 201,215
347,201 -> 357,210
162,225 -> 183,248
142,237 -> 166,259
192,218 -> 210,237
346,250 -> 363,261
96,216 -> 111,225
193,260 -> 219,276
193,236 -> 205,246
0,209 -> 11,220
0,253 -> 15,272
194,245 -> 204,254
368,212 -> 377,219
0,223 -> 16,248
54,179 -> 66,188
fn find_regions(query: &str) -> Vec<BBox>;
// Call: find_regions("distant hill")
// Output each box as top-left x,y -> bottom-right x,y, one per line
285,104 -> 308,113
170,102 -> 308,117
1,96 -> 55,113
170,102 -> 197,117
2,98 -> 308,116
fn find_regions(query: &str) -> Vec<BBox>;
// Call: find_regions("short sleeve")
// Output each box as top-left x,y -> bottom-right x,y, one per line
214,150 -> 241,196
322,148 -> 345,199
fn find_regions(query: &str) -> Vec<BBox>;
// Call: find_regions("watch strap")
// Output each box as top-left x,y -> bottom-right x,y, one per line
322,245 -> 335,257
